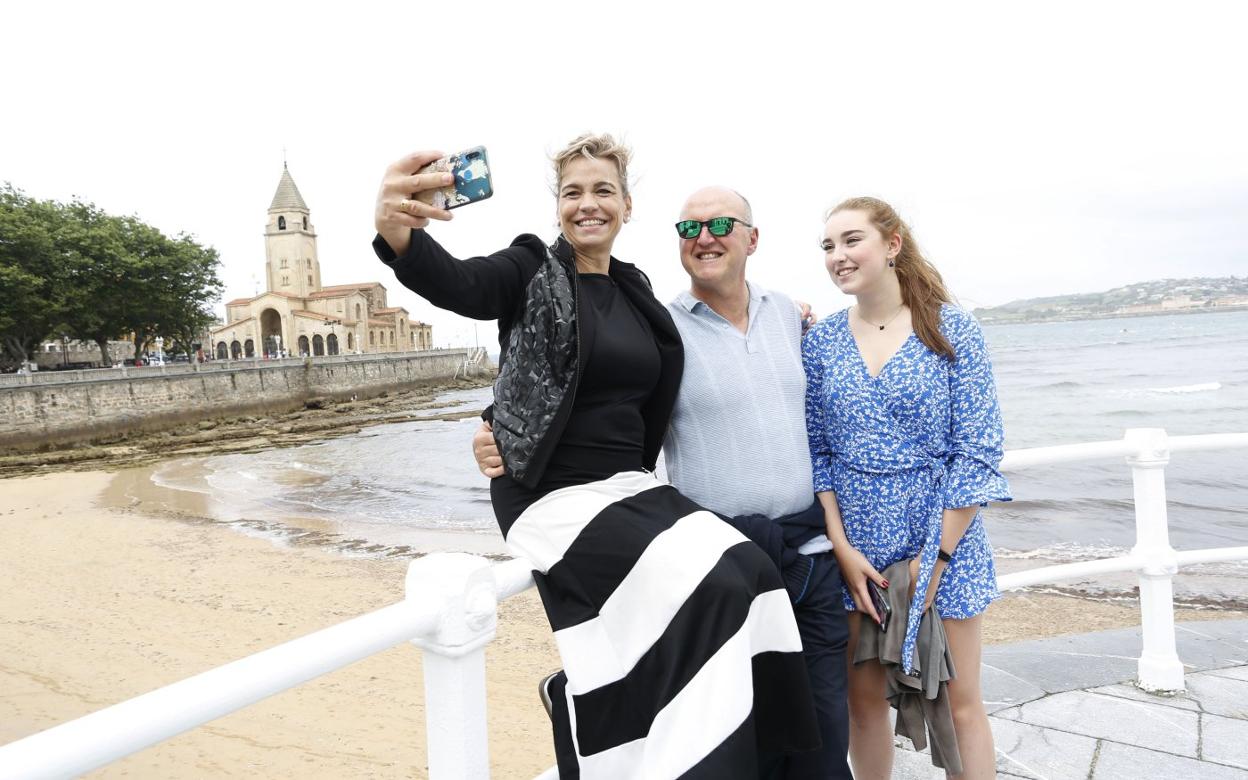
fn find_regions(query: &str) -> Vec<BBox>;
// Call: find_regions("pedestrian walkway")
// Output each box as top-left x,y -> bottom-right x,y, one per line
891,618 -> 1248,779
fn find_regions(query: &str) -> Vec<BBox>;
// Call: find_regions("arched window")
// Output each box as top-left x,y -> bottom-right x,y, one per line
216,342 -> 228,360
231,341 -> 242,359
302,217 -> 308,230
244,339 -> 255,358
307,274 -> 313,286
280,257 -> 287,268
306,258 -> 311,267
278,216 -> 286,230
312,335 -> 324,356
410,332 -> 415,347
327,334 -> 339,355
298,335 -> 310,356
355,303 -> 361,320
347,332 -> 354,350
369,331 -> 375,346
389,331 -> 395,345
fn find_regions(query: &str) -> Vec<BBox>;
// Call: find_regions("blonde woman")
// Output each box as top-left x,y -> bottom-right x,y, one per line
372,135 -> 817,778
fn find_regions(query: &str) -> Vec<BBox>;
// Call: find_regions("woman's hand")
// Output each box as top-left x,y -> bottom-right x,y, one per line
908,556 -> 946,614
374,150 -> 457,255
472,421 -> 504,478
835,545 -> 888,625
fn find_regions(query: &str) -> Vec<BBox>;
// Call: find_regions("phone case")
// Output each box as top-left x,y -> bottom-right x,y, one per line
867,580 -> 892,632
416,146 -> 494,210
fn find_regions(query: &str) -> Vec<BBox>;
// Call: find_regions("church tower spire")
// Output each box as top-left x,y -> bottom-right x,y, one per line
264,163 -> 321,298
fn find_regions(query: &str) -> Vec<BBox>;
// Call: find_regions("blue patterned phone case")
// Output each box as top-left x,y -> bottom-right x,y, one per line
417,146 -> 494,210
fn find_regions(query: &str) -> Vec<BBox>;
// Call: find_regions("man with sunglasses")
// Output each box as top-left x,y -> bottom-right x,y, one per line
473,186 -> 850,778
665,187 -> 850,780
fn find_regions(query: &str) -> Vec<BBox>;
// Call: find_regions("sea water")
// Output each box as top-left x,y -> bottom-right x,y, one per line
150,310 -> 1248,603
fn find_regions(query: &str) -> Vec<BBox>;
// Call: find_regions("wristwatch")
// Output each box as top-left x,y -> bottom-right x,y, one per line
937,548 -> 953,563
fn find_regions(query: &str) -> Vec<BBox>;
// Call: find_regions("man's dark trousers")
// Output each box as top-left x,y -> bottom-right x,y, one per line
784,552 -> 851,779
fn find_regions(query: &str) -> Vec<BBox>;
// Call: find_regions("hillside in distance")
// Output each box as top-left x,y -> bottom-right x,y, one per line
973,276 -> 1248,323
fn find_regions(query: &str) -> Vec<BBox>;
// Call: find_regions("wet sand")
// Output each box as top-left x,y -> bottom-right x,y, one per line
2,469 -> 1243,778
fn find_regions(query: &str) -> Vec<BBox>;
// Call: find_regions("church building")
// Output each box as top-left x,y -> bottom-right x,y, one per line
209,166 -> 431,360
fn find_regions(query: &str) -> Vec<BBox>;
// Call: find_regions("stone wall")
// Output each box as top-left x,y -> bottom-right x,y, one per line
0,350 -> 486,452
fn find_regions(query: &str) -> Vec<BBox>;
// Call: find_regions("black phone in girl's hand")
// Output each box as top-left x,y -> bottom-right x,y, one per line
867,579 -> 892,632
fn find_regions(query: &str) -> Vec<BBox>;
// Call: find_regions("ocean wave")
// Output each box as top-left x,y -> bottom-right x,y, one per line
1107,382 -> 1221,399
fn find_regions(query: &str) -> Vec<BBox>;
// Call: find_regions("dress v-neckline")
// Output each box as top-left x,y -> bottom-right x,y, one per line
846,313 -> 915,380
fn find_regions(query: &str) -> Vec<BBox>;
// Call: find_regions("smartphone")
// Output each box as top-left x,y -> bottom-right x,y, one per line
416,146 -> 494,210
866,580 -> 892,632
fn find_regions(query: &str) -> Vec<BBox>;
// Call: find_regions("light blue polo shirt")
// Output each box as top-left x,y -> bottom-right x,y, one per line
663,283 -> 828,554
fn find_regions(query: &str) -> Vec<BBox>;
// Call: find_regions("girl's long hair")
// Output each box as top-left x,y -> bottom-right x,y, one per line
828,196 -> 954,359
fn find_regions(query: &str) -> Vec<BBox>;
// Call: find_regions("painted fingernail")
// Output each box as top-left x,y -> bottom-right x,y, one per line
882,580 -> 889,588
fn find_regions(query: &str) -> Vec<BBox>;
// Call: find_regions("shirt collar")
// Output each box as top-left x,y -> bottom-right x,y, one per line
674,281 -> 768,313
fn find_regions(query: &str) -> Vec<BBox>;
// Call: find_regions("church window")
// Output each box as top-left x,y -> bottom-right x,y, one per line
307,274 -> 313,286
390,331 -> 395,345
370,331 -> 375,346
278,216 -> 286,230
306,258 -> 311,267
347,332 -> 354,350
282,275 -> 289,285
280,258 -> 287,268
355,303 -> 361,320
302,217 -> 308,229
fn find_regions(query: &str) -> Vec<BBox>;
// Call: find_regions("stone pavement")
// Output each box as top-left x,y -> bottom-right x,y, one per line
889,618 -> 1248,779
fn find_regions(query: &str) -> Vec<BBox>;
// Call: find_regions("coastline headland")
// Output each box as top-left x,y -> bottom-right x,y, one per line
0,350 -> 491,454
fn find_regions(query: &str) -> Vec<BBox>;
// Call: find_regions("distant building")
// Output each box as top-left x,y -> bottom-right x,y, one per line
209,165 -> 431,359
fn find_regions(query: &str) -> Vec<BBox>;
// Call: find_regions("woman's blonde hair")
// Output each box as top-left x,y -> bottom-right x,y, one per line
827,196 -> 955,359
551,133 -> 632,195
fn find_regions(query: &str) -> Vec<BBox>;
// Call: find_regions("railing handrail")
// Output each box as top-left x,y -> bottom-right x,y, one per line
0,429 -> 1244,778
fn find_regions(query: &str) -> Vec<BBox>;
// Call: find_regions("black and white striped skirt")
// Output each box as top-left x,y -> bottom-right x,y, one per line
505,471 -> 818,778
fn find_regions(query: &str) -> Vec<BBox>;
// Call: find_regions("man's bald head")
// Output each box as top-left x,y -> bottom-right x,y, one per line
680,186 -> 752,224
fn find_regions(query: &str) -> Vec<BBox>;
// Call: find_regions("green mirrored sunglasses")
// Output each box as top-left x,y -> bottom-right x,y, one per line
674,216 -> 753,240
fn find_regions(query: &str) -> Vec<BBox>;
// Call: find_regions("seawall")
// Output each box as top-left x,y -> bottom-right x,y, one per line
0,350 -> 488,452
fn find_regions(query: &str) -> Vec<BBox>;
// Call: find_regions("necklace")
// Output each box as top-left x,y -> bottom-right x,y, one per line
856,304 -> 905,331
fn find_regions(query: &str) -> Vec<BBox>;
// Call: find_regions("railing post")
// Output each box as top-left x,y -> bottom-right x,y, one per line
406,553 -> 499,780
1124,428 -> 1185,692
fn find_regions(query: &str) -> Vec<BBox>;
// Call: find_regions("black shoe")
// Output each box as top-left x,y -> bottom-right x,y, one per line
539,671 -> 559,719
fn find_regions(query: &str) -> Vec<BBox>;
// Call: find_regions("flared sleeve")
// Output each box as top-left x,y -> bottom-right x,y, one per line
941,308 -> 1012,509
802,323 -> 835,493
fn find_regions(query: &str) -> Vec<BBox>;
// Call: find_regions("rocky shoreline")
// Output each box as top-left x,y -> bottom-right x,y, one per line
0,375 -> 494,479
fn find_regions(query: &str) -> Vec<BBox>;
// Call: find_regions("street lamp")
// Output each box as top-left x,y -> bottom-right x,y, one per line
155,336 -> 164,365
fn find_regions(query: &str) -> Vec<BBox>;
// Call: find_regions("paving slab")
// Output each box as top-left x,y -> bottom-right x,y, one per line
1207,665 -> 1248,683
1092,739 -> 1248,780
1186,671 -> 1248,718
1087,681 -> 1202,712
1008,690 -> 1199,756
988,718 -> 1098,779
1203,713 -> 1248,770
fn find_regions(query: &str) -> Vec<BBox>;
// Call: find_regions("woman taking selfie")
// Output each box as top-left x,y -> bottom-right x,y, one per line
372,135 -> 817,778
802,197 -> 1010,779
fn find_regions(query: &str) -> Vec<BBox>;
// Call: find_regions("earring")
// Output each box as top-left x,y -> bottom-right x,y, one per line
888,257 -> 896,267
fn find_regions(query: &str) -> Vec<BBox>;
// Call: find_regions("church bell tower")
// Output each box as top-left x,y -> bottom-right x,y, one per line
264,163 -> 321,298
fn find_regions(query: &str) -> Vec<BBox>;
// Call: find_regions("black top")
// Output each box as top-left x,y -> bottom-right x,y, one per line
492,273 -> 661,533
373,231 -> 684,492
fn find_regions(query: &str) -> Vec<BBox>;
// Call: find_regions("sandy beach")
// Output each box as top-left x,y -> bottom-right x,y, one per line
2,469 -> 1243,778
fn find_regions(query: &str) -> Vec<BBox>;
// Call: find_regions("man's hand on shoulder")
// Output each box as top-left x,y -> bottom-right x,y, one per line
796,300 -> 818,332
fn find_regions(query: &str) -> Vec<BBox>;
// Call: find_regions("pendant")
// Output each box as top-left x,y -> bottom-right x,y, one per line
878,325 -> 885,331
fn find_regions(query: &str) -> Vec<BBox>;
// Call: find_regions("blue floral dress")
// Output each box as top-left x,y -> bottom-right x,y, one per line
802,304 -> 1011,672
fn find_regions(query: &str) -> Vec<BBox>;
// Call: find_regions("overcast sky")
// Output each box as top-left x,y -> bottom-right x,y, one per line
4,2 -> 1246,348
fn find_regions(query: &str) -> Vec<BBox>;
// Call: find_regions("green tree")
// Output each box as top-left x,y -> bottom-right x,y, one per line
0,185 -> 71,371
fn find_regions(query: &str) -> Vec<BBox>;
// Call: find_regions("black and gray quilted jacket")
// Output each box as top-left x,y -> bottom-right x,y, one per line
373,230 -> 683,488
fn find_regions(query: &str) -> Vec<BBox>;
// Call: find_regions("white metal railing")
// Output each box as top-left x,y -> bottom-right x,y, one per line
0,427 -> 1244,778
